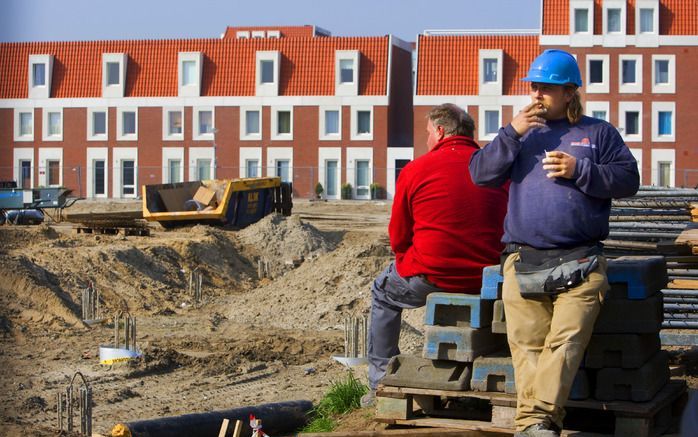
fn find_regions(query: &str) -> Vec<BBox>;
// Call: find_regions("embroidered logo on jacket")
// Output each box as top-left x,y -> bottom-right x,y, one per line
570,137 -> 597,149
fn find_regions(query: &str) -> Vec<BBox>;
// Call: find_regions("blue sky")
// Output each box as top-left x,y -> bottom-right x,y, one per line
0,0 -> 541,43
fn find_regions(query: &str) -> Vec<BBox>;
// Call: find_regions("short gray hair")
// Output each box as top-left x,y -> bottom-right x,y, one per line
427,103 -> 475,138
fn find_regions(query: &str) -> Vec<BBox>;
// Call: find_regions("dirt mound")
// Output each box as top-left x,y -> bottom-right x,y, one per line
235,214 -> 338,278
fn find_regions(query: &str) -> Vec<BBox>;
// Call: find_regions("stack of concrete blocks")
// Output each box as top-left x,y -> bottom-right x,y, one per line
479,256 -> 669,402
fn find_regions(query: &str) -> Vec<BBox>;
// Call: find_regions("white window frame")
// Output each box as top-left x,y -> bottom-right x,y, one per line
318,147 -> 342,200
28,54 -> 53,99
162,147 -> 185,183
271,106 -> 293,141
267,30 -> 280,38
87,107 -> 108,141
252,30 -> 265,38
346,147 -> 373,200
652,55 -> 676,94
570,0 -> 594,47
188,147 -> 214,181
112,147 -> 138,198
586,101 -> 610,122
386,147 -> 413,200
618,101 -> 643,142
629,148 -> 643,184
86,147 -> 109,198
602,0 -> 627,47
651,101 -> 675,142
178,52 -> 203,97
255,51 -> 280,97
319,106 -> 342,141
13,148 -> 34,189
162,107 -> 184,141
14,108 -> 34,142
651,148 -> 675,187
117,107 -> 138,141
102,53 -> 127,98
479,106 -> 502,142
586,54 -> 610,94
479,49 -> 503,96
236,31 -> 250,39
618,54 -> 643,94
351,106 -> 373,141
38,147 -> 63,187
335,50 -> 360,96
266,147 -> 293,183
193,107 -> 215,141
42,108 -> 63,141
240,147 -> 262,178
240,106 -> 263,141
635,0 -> 659,47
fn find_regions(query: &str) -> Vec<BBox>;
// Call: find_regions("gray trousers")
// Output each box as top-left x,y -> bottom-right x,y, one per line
367,261 -> 441,390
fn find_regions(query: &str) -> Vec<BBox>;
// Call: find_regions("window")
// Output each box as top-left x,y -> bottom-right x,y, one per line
48,112 -> 61,136
194,107 -> 214,139
246,111 -> 260,135
182,61 -> 196,86
20,160 -> 32,188
587,101 -> 610,123
93,112 -> 106,135
196,159 -> 211,181
94,160 -> 105,196
652,55 -> 675,93
43,109 -> 63,141
485,110 -> 500,135
122,111 -> 136,135
625,112 -> 639,135
357,111 -> 371,134
619,55 -> 642,93
655,60 -> 669,84
168,160 -> 182,183
355,160 -> 370,198
639,8 -> 654,33
658,112 -> 672,136
325,110 -> 339,135
652,102 -> 675,142
574,8 -> 589,32
122,160 -> 135,196
339,59 -> 354,83
199,111 -> 213,135
658,161 -> 671,187
589,61 -> 604,83
168,110 -> 183,136
20,112 -> 33,137
246,159 -> 259,178
592,110 -> 607,121
607,8 -> 621,32
260,60 -> 274,84
33,64 -> 46,87
277,110 -> 291,135
276,160 -> 290,183
621,60 -> 636,84
106,62 -> 120,86
47,160 -> 60,186
325,160 -> 338,197
651,149 -> 674,187
483,59 -> 497,83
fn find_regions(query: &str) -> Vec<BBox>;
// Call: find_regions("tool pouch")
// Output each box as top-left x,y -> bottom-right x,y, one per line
513,245 -> 601,298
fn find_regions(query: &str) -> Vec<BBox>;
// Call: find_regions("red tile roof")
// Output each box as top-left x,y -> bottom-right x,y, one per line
222,25 -> 324,39
416,35 -> 540,96
542,0 -> 698,35
0,36 -> 389,98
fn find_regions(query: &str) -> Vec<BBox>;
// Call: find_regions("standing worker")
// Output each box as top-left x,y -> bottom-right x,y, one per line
362,104 -> 508,407
469,50 -> 640,437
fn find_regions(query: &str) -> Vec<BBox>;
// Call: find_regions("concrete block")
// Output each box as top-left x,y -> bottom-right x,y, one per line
423,325 -> 507,363
492,299 -> 507,334
381,354 -> 472,391
569,368 -> 590,400
480,265 -> 503,300
424,292 -> 494,329
585,333 -> 661,369
595,351 -> 669,402
593,292 -> 663,334
471,353 -> 516,394
606,256 -> 667,300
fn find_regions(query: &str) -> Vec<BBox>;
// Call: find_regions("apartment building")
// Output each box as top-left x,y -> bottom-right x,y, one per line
0,25 -> 413,199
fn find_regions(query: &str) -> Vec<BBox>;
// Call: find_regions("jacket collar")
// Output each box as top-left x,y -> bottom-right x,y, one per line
430,135 -> 480,153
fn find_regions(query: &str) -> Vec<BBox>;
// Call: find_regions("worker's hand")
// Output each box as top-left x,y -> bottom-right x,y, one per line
511,102 -> 548,137
542,151 -> 576,179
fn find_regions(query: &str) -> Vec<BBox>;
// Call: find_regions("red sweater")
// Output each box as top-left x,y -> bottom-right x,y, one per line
390,135 -> 508,292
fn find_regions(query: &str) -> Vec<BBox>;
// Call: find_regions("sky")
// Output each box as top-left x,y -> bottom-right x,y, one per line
0,0 -> 541,43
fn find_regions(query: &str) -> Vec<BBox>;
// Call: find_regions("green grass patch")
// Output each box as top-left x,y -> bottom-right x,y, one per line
300,371 -> 369,433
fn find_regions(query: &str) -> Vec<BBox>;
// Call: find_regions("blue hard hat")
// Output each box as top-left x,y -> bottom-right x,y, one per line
521,49 -> 582,87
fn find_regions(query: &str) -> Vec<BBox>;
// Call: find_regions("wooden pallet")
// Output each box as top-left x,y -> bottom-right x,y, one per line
375,380 -> 686,437
75,225 -> 150,236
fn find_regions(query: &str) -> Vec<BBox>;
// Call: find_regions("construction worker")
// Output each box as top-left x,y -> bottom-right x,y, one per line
469,49 -> 640,437
362,104 -> 508,407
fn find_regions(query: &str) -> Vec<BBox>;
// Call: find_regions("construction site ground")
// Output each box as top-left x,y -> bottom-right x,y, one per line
0,199 -> 696,436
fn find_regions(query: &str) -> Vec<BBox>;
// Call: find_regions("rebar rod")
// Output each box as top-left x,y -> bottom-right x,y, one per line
664,303 -> 698,311
661,289 -> 698,297
608,231 -> 682,239
612,200 -> 690,208
602,240 -> 657,249
609,222 -> 688,230
663,320 -> 698,328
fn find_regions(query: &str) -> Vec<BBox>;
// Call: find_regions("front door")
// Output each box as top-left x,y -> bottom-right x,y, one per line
122,160 -> 135,197
94,160 -> 106,197
20,160 -> 31,188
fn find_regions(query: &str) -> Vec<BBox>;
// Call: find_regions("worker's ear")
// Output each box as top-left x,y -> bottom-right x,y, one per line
436,125 -> 446,140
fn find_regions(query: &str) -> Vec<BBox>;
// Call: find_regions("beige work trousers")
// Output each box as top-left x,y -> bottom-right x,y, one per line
502,252 -> 609,431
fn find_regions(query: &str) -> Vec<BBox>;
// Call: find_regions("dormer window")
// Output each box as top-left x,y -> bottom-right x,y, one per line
602,0 -> 626,46
607,9 -> 621,32
479,49 -> 503,96
255,51 -> 280,96
335,50 -> 360,96
102,53 -> 127,98
237,31 -> 250,39
574,8 -> 589,33
178,52 -> 202,97
28,54 -> 53,99
252,31 -> 265,39
639,8 -> 654,33
570,0 -> 594,46
635,0 -> 659,46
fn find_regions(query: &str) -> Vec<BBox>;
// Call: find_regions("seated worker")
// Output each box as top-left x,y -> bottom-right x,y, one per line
362,103 -> 508,407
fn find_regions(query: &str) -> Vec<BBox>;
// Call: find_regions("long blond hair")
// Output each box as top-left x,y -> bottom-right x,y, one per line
567,88 -> 583,125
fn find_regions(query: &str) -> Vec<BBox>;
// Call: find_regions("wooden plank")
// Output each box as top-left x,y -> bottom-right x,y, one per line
218,418 -> 230,437
299,429 -> 496,437
379,417 -> 514,435
376,397 -> 414,420
676,229 -> 698,245
490,405 -> 515,429
668,279 -> 698,289
64,210 -> 143,221
232,420 -> 243,437
378,386 -> 515,405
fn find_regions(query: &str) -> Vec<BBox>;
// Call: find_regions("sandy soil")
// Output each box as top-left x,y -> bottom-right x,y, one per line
0,199 -> 430,436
